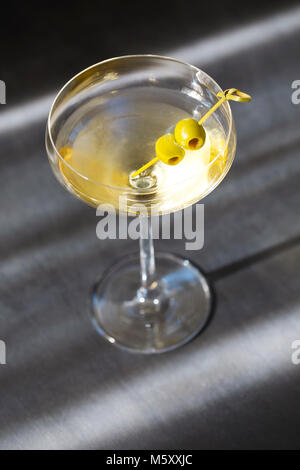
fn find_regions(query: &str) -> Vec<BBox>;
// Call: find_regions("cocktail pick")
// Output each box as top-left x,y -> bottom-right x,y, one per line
130,88 -> 251,179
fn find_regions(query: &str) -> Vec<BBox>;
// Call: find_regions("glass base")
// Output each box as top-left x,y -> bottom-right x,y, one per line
91,252 -> 212,354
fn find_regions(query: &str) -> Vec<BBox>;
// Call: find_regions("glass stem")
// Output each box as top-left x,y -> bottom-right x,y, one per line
139,216 -> 156,291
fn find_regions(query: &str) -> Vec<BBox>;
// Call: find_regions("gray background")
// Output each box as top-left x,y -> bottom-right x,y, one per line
0,0 -> 300,449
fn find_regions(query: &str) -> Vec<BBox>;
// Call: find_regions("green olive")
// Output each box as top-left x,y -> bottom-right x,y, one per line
155,133 -> 185,166
174,118 -> 206,150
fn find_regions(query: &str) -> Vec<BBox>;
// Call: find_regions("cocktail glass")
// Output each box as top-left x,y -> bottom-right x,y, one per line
46,55 -> 236,353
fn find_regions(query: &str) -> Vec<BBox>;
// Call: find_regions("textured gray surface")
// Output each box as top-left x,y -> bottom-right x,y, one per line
1,5 -> 300,449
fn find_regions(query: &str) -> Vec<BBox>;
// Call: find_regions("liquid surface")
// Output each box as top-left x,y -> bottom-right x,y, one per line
56,87 -> 227,214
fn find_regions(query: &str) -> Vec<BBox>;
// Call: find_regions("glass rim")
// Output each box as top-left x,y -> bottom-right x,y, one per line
47,54 -> 234,193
